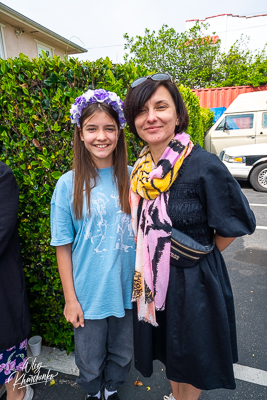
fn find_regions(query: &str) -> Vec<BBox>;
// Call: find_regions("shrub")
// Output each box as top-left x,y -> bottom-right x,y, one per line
0,54 -> 212,352
178,84 -> 213,145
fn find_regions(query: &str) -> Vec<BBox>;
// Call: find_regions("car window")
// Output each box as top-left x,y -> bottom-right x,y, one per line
216,117 -> 226,131
215,114 -> 254,131
263,113 -> 267,128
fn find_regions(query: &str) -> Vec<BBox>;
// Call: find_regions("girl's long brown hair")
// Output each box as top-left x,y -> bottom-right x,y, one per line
73,102 -> 130,219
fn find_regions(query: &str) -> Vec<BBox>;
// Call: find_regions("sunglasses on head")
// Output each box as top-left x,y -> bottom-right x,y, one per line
130,73 -> 172,88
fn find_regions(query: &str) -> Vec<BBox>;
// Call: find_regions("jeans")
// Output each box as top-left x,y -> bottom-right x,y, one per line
74,310 -> 133,395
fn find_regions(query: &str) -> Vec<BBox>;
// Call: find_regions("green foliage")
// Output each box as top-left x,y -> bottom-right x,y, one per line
0,54 -> 211,351
124,22 -> 221,89
0,54 -> 147,352
179,85 -> 213,145
124,24 -> 267,89
216,40 -> 267,87
199,107 -> 215,135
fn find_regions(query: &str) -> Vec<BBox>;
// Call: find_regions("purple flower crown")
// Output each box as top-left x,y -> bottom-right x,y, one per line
70,88 -> 126,129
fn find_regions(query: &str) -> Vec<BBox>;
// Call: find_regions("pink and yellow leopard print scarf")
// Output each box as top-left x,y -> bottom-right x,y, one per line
130,132 -> 193,326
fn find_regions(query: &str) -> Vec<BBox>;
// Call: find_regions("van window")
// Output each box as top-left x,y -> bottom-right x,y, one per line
263,113 -> 267,128
216,114 -> 254,131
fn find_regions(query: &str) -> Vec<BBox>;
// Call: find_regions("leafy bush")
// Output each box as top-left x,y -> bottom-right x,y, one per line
0,54 -> 212,352
199,107 -> 215,135
124,23 -> 267,89
124,23 -> 222,89
179,85 -> 214,145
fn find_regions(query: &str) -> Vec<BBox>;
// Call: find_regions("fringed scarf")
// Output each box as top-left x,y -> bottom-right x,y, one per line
130,132 -> 193,326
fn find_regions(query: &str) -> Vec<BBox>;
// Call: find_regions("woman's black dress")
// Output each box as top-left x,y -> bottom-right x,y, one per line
133,145 -> 256,390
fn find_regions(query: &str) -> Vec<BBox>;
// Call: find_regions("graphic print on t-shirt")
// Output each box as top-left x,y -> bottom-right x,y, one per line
50,167 -> 136,318
115,212 -> 134,252
84,192 -> 109,252
84,191 -> 134,254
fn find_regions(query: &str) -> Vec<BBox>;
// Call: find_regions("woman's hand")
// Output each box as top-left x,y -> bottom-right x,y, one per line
64,300 -> 84,328
215,233 -> 236,252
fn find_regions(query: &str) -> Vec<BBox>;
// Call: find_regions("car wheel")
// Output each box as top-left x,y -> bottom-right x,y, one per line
249,163 -> 267,192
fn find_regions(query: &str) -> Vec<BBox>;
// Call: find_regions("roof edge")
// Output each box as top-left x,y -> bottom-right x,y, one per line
186,13 -> 266,22
0,2 -> 87,53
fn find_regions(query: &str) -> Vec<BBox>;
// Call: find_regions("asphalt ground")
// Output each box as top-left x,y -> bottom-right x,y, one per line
1,181 -> 266,400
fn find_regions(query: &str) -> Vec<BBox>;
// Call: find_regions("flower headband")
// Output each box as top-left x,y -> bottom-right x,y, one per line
70,88 -> 126,129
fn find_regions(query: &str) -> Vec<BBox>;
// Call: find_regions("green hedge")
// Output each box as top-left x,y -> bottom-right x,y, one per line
0,54 -> 213,352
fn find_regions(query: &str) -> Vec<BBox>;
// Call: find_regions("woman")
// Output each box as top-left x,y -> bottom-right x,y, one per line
123,74 -> 256,400
0,162 -> 33,400
50,89 -> 135,400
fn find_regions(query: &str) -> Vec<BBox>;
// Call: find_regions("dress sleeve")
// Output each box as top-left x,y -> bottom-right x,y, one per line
198,152 -> 256,237
0,163 -> 19,258
50,177 -> 75,246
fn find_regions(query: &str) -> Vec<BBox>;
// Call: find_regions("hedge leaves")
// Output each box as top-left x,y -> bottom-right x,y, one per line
0,54 -> 213,352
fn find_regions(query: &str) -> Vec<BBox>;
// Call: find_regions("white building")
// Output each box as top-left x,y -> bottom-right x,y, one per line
186,14 -> 267,53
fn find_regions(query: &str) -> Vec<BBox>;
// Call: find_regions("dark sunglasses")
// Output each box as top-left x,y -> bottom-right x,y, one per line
130,73 -> 172,88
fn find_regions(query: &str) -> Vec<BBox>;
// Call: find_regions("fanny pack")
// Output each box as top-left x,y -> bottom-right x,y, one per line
170,228 -> 214,268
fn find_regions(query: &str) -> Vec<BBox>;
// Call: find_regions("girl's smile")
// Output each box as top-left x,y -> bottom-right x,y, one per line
80,111 -> 119,168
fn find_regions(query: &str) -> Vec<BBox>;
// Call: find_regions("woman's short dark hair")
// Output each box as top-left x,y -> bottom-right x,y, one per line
123,80 -> 189,139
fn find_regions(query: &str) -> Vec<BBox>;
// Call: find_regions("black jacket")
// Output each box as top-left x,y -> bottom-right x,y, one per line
0,162 -> 30,350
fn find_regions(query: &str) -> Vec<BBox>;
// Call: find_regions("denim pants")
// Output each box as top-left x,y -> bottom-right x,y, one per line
74,310 -> 133,395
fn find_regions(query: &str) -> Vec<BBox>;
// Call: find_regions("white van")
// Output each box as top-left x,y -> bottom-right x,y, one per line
204,91 -> 267,155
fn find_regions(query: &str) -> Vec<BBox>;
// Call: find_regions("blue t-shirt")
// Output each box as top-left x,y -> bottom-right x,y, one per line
50,167 -> 135,319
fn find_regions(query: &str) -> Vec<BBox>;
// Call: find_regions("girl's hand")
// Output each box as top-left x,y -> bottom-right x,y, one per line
56,244 -> 84,328
64,300 -> 85,328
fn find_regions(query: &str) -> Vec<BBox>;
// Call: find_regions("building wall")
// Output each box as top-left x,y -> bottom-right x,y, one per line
2,23 -> 65,59
186,14 -> 267,53
0,12 -> 69,60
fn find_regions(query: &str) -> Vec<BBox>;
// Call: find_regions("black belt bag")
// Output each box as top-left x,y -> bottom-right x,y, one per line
170,228 -> 214,268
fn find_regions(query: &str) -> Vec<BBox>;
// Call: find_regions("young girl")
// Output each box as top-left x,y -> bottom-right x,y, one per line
50,89 -> 135,400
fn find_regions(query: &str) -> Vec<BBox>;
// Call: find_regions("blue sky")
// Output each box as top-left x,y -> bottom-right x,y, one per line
3,0 -> 267,62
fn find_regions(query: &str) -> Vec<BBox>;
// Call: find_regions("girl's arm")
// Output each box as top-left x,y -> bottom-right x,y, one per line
56,244 -> 84,328
215,233 -> 236,252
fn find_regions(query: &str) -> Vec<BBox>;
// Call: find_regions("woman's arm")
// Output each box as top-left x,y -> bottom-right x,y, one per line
56,244 -> 84,328
215,233 -> 236,252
